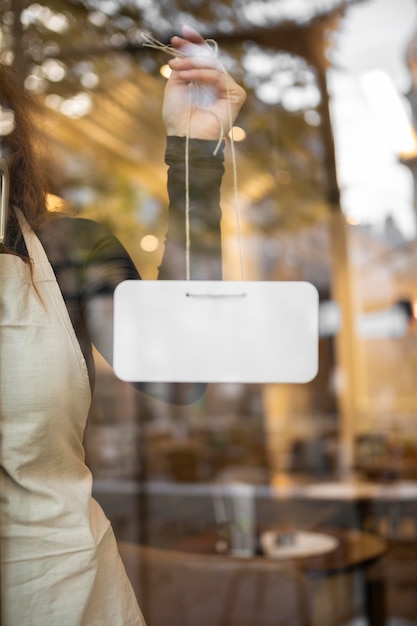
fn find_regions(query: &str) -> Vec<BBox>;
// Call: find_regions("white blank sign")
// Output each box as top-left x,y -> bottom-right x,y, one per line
113,280 -> 318,383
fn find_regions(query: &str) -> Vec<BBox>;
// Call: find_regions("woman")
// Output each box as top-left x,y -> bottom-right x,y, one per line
0,26 -> 245,625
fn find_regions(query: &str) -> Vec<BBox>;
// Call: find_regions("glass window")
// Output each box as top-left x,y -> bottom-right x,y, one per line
2,1 -> 417,625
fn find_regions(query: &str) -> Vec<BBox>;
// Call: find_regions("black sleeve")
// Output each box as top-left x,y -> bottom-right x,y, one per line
159,137 -> 225,280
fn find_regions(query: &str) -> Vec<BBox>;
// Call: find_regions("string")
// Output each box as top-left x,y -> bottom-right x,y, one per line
140,33 -> 187,58
141,32 -> 244,281
185,85 -> 192,280
224,77 -> 245,282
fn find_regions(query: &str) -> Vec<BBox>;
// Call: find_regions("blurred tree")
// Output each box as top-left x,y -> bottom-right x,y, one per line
0,0 -> 359,235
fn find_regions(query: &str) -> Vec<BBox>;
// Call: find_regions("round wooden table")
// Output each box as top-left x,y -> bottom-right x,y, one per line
172,527 -> 385,573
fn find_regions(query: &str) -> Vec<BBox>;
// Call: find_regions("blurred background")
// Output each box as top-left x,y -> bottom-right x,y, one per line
2,1 -> 417,624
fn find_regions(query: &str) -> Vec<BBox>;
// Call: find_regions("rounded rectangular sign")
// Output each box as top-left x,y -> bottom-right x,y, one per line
113,280 -> 319,383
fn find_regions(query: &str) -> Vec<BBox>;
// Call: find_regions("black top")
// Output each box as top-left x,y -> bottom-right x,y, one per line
14,138 -> 225,399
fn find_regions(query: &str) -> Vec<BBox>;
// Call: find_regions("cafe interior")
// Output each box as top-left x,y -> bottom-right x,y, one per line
2,0 -> 417,624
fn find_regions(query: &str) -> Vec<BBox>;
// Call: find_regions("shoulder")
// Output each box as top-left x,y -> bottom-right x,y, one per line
48,215 -> 123,253
44,214 -> 140,289
40,214 -> 135,268
48,214 -> 112,238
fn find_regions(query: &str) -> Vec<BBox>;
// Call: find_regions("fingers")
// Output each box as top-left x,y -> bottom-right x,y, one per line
169,55 -> 220,74
181,24 -> 205,43
168,49 -> 225,95
170,25 -> 216,60
168,35 -> 225,91
171,24 -> 205,50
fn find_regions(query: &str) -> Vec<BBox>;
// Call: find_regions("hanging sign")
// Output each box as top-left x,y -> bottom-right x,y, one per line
113,280 -> 319,383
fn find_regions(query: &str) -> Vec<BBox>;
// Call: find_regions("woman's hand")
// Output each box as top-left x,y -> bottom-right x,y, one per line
163,25 -> 246,140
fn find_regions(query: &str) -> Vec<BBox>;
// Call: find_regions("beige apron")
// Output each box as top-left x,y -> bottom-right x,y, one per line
0,211 -> 146,625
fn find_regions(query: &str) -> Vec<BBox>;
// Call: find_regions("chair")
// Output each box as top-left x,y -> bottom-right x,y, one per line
117,541 -> 311,626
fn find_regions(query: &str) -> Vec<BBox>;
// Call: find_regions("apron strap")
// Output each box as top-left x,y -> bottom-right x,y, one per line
15,208 -> 56,282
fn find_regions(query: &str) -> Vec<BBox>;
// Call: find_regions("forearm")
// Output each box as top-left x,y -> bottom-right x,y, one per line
158,136 -> 225,280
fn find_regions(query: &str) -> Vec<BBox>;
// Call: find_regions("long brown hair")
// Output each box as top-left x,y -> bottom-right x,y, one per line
0,63 -> 49,249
